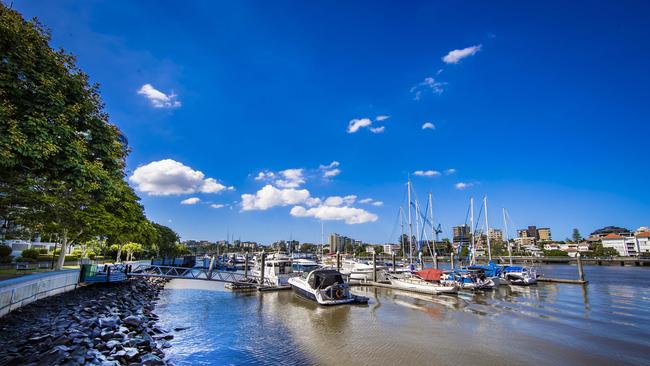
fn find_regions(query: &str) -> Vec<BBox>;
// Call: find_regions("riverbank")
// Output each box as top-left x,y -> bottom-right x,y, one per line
0,278 -> 179,365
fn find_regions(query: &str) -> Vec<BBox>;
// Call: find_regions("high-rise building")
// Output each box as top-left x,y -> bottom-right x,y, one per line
537,228 -> 552,242
453,225 -> 471,246
488,228 -> 503,242
527,226 -> 538,240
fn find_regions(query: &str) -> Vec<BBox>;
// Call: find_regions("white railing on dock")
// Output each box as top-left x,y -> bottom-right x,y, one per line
128,264 -> 277,287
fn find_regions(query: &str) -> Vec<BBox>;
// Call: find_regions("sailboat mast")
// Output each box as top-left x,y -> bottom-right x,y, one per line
485,196 -> 492,262
407,177 -> 414,266
503,208 -> 513,265
320,220 -> 324,259
415,199 -> 421,262
399,206 -> 405,260
470,197 -> 475,265
429,192 -> 436,257
429,192 -> 436,256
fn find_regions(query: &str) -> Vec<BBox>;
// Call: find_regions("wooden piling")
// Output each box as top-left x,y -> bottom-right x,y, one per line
576,252 -> 585,282
433,252 -> 438,269
392,253 -> 396,273
336,251 -> 341,271
244,253 -> 249,279
106,266 -> 111,283
450,252 -> 455,270
260,253 -> 266,285
372,252 -> 377,282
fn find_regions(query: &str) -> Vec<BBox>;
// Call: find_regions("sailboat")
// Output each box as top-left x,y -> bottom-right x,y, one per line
388,178 -> 459,295
500,208 -> 538,285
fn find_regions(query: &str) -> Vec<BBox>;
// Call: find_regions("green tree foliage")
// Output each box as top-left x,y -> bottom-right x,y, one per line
0,244 -> 11,257
543,249 -> 569,257
0,6 -> 150,269
20,248 -> 39,259
153,223 -> 180,257
572,228 -> 582,243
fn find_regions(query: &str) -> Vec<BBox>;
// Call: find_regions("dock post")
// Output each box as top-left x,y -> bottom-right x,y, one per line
577,252 -> 585,282
372,252 -> 377,282
106,266 -> 111,283
259,253 -> 266,286
244,253 -> 249,279
392,253 -> 396,273
207,255 -> 215,279
336,251 -> 341,271
433,252 -> 438,269
450,252 -> 455,270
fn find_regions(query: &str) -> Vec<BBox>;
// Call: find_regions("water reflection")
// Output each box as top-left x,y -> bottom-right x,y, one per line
156,265 -> 650,366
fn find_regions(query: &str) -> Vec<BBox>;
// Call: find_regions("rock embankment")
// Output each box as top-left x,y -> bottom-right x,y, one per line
0,277 -> 178,366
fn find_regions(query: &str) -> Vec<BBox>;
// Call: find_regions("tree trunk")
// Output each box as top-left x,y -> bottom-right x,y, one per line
55,230 -> 68,270
116,244 -> 123,263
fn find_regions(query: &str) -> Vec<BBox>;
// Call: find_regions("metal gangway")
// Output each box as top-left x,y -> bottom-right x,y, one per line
128,264 -> 279,288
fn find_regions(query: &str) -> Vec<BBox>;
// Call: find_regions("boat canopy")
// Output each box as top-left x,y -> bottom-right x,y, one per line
415,268 -> 444,281
307,269 -> 345,289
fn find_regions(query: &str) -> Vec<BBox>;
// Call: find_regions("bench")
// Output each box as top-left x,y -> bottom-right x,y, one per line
15,262 -> 35,271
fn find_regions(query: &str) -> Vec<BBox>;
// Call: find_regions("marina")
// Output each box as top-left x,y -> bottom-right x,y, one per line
153,264 -> 650,366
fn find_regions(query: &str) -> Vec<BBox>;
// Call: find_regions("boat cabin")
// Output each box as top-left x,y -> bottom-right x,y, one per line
304,269 -> 345,290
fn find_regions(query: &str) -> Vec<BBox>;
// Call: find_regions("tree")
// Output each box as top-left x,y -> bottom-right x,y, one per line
543,249 -> 569,257
153,223 -> 180,257
0,5 -> 134,269
122,242 -> 144,262
572,228 -> 582,243
344,242 -> 354,254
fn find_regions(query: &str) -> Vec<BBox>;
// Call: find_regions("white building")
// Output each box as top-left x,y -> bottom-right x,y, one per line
601,233 -> 650,256
382,244 -> 400,255
2,239 -> 62,257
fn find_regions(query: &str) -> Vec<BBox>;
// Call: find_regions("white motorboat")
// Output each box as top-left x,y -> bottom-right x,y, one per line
388,268 -> 459,295
288,269 -> 368,305
252,255 -> 296,286
291,258 -> 320,273
339,258 -> 388,282
502,266 -> 538,286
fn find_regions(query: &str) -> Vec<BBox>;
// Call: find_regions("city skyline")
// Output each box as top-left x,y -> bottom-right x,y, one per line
14,1 -> 650,244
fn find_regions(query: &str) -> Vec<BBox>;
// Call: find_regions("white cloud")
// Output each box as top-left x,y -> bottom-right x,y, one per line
371,201 -> 384,207
180,197 -> 200,205
410,77 -> 446,100
323,168 -> 341,178
137,84 -> 181,108
455,182 -> 474,190
305,197 -> 322,207
210,203 -> 225,209
376,115 -> 390,122
319,161 -> 341,178
275,168 -> 305,188
241,184 -> 311,211
359,198 -> 373,204
130,159 -> 228,196
324,196 -> 344,206
319,161 -> 340,170
347,118 -> 372,133
445,168 -> 457,175
369,126 -> 385,134
442,44 -> 482,64
413,170 -> 441,177
422,122 -> 435,130
290,205 -> 378,224
255,171 -> 275,181
343,195 -> 357,205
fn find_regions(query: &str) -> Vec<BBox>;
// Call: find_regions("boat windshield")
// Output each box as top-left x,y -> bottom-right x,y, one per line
307,270 -> 345,289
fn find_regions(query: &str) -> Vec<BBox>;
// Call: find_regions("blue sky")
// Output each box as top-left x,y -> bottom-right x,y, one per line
15,1 -> 650,244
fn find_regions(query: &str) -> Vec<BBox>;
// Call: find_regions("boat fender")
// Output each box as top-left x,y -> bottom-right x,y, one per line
335,288 -> 345,299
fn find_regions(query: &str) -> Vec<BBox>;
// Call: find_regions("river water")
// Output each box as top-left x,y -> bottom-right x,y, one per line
154,265 -> 650,365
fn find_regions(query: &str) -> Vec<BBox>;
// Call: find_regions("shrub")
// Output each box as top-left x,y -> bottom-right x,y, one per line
87,251 -> 96,260
0,244 -> 12,257
0,256 -> 13,263
21,248 -> 40,260
38,248 -> 49,254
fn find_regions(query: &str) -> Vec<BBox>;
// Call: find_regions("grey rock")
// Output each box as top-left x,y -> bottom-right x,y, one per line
123,315 -> 143,327
140,353 -> 165,366
105,340 -> 121,349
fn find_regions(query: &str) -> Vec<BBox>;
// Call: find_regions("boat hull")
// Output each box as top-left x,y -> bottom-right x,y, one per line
389,278 -> 459,295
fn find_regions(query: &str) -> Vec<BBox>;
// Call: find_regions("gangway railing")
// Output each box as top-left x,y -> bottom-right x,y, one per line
128,264 -> 278,287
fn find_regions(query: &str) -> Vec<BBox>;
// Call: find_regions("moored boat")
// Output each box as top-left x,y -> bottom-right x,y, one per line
502,265 -> 538,285
388,268 -> 459,295
288,269 -> 368,305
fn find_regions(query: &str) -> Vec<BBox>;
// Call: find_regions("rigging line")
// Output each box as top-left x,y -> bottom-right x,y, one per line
388,207 -> 401,244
